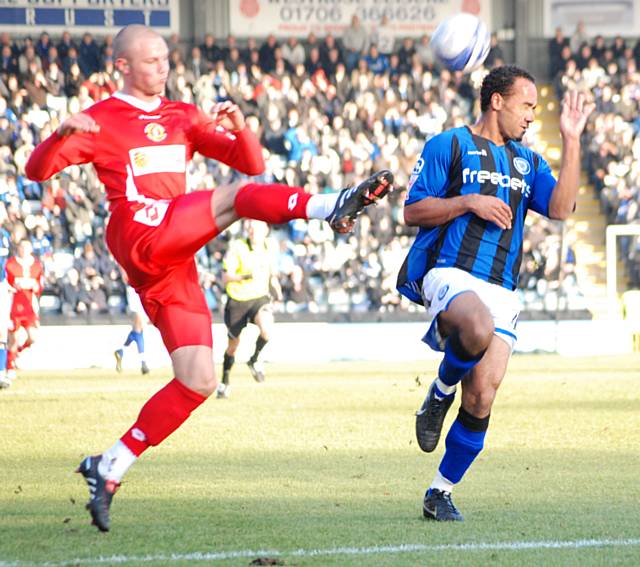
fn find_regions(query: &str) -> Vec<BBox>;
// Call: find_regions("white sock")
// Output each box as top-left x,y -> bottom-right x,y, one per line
98,440 -> 137,483
430,470 -> 454,493
306,192 -> 340,219
434,377 -> 457,399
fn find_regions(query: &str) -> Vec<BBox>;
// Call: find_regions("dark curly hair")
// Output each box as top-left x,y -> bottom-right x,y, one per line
480,65 -> 536,112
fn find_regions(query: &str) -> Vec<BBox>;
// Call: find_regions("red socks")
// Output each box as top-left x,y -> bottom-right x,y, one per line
6,350 -> 15,370
234,183 -> 311,224
18,339 -> 33,353
120,378 -> 207,457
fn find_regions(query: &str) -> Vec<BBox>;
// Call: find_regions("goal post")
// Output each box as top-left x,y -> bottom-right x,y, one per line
606,223 -> 640,320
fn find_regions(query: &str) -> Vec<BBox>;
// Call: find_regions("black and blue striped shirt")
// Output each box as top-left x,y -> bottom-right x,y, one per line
397,126 -> 557,304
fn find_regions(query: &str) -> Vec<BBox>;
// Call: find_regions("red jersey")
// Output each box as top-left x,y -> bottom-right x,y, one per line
25,93 -> 266,353
25,92 -> 265,207
6,255 -> 44,323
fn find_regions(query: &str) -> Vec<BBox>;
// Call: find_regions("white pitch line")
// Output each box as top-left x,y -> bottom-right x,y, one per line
2,537 -> 639,567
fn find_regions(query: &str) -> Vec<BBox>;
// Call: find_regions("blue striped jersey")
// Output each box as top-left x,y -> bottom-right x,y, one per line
397,126 -> 557,304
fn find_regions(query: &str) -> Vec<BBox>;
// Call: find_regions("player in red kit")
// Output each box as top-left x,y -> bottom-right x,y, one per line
25,24 -> 393,532
5,240 -> 44,378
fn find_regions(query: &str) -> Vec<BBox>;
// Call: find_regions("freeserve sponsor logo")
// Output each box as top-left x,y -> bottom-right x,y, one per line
462,167 -> 531,197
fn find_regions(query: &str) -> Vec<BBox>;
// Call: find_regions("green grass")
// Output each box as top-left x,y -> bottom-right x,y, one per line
1,355 -> 640,566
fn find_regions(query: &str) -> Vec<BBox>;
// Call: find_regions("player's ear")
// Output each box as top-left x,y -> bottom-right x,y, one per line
491,92 -> 503,111
115,57 -> 130,74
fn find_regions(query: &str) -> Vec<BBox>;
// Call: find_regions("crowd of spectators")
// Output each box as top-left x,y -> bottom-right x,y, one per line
551,24 -> 640,289
0,23 -> 575,322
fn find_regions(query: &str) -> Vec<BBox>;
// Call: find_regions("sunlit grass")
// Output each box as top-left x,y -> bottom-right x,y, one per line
1,355 -> 639,566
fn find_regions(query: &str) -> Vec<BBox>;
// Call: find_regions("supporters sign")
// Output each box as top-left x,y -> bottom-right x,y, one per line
543,0 -> 640,37
230,0 -> 492,38
0,0 -> 179,34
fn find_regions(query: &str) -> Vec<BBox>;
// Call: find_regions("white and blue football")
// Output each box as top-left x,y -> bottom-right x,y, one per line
430,12 -> 491,73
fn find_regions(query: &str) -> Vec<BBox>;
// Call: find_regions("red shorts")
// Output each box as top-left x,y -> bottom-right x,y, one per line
10,298 -> 38,331
106,191 -> 220,353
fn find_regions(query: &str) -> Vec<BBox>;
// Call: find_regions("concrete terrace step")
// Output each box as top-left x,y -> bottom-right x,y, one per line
535,84 -> 615,319
571,208 -> 606,219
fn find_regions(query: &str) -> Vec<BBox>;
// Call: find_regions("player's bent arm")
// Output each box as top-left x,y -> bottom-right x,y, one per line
548,136 -> 581,220
25,129 -> 95,181
199,127 -> 265,176
404,194 -> 512,230
404,196 -> 472,227
191,110 -> 265,176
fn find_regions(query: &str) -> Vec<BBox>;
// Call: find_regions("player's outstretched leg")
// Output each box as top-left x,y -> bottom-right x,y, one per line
76,455 -> 120,532
326,170 -> 394,233
231,170 -> 394,233
422,488 -> 464,522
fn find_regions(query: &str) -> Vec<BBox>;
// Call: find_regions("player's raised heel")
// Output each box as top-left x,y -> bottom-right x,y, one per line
415,381 -> 455,453
76,454 -> 119,532
423,488 -> 464,522
247,360 -> 265,383
327,170 -> 394,233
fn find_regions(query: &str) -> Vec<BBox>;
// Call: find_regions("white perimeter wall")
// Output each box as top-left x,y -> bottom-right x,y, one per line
14,320 -> 638,371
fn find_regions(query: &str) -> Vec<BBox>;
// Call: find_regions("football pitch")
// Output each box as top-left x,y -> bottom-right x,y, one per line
1,355 -> 639,566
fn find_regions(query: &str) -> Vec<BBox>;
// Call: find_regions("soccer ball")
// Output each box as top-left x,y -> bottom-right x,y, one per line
430,12 -> 491,73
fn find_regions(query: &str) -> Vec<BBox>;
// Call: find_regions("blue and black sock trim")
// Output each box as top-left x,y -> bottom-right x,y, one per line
438,332 -> 487,388
457,406 -> 490,432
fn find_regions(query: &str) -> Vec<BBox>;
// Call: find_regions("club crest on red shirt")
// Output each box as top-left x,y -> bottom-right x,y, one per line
144,123 -> 167,142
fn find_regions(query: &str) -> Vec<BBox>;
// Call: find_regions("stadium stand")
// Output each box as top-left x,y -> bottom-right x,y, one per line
0,29 -> 588,323
553,31 -> 640,316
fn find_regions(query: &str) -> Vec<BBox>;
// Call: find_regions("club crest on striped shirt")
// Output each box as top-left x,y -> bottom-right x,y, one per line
513,157 -> 530,176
